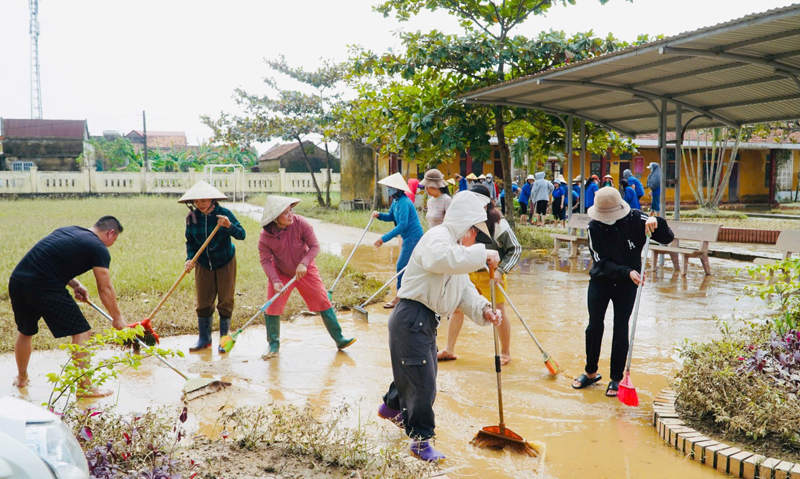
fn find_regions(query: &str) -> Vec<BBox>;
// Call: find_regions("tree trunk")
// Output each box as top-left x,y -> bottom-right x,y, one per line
295,136 -> 325,207
323,141 -> 333,207
495,106 -> 515,228
372,150 -> 382,210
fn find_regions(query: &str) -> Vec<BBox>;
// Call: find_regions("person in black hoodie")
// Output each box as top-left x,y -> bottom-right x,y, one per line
572,187 -> 673,397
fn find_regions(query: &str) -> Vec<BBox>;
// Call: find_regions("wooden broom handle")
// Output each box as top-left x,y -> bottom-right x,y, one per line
146,223 -> 222,321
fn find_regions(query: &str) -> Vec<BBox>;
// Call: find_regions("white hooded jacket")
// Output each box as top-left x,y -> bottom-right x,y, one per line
398,191 -> 491,324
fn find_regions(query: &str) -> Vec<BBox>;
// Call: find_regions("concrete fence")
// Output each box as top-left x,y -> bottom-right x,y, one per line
0,167 -> 339,196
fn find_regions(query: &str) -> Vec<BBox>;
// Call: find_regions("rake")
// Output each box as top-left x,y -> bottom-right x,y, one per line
328,217 -> 374,301
352,266 -> 407,323
87,300 -> 230,399
220,276 -> 298,353
496,282 -> 560,376
472,266 -> 543,457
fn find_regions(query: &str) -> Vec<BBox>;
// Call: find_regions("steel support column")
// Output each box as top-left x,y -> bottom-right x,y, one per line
566,116 -> 573,219
659,100 -> 668,219
580,119 -> 586,214
675,105 -> 682,220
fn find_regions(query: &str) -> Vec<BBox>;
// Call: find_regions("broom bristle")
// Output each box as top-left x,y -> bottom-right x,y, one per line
471,431 -> 542,457
544,356 -> 559,376
220,335 -> 235,353
184,381 -> 231,401
618,374 -> 639,407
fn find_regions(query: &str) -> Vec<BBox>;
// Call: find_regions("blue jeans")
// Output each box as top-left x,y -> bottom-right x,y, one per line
651,188 -> 661,213
397,234 -> 422,289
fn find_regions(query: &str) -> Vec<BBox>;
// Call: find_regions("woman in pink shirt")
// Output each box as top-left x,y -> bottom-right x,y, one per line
258,195 -> 356,359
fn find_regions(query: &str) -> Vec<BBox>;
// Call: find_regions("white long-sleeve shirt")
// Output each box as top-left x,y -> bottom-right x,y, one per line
398,191 -> 491,324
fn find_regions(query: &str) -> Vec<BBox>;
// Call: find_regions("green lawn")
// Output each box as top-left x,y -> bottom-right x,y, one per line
0,196 -> 382,353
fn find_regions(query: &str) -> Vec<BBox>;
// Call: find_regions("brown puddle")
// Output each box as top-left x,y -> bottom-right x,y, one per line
0,218 -> 767,478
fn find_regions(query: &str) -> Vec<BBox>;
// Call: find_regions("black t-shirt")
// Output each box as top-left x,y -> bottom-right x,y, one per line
11,226 -> 111,287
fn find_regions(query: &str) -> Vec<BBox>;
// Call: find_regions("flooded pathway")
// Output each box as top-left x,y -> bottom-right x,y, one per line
0,206 -> 768,478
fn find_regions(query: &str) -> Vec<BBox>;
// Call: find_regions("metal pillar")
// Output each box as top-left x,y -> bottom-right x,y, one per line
675,105 -> 682,220
659,100 -> 668,219
580,119 -> 586,214
566,116 -> 573,219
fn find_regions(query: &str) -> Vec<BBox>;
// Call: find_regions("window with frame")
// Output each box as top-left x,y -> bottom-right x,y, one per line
12,161 -> 34,171
590,153 -> 602,178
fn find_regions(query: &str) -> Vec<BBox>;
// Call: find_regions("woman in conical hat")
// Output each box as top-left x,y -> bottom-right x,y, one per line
258,195 -> 356,359
179,180 -> 246,353
372,173 -> 424,309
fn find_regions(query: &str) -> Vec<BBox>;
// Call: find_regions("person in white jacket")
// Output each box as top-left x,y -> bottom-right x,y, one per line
377,191 -> 502,463
530,171 -> 554,226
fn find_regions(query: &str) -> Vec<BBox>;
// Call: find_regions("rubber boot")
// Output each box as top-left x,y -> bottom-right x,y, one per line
262,314 -> 281,359
377,403 -> 404,428
189,317 -> 212,352
409,440 -> 445,462
319,308 -> 356,350
217,317 -> 230,354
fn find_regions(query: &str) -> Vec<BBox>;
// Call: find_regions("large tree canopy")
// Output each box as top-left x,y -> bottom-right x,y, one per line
350,0 -> 641,225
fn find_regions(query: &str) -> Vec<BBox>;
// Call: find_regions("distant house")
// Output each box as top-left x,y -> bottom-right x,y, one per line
0,119 -> 90,171
125,130 -> 188,152
257,141 -> 340,173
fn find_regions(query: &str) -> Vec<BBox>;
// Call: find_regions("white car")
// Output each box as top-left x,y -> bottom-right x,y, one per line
0,397 -> 89,479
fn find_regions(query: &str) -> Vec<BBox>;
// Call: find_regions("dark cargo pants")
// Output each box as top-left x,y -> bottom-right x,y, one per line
382,299 -> 439,440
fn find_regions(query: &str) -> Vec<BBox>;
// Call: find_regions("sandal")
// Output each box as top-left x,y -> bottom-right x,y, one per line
572,373 -> 602,389
606,381 -> 619,397
437,350 -> 458,362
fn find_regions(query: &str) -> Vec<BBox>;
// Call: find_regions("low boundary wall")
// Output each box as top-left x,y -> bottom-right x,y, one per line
0,167 -> 339,196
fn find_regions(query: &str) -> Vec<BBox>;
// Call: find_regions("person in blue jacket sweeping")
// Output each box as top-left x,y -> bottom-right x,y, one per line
584,175 -> 599,209
622,168 -> 645,202
518,174 -> 534,217
373,172 -> 424,309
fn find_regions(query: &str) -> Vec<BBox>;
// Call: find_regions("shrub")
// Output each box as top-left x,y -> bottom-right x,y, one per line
681,208 -> 748,219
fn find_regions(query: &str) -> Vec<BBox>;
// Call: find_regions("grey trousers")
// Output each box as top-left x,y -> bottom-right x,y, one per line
382,299 -> 439,440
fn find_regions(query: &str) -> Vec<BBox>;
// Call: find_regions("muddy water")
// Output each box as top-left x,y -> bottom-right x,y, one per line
0,215 -> 767,479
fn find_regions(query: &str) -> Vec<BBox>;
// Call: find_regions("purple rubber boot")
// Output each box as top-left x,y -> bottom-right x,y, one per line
377,403 -> 403,427
409,440 -> 445,462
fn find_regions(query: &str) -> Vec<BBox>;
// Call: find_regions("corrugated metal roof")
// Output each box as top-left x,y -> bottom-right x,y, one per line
459,4 -> 800,137
2,119 -> 88,139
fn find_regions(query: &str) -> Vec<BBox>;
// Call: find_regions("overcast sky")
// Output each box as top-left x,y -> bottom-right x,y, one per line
1,0 -> 797,152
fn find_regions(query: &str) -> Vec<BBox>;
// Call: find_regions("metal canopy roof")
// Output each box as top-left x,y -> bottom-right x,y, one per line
459,4 -> 800,137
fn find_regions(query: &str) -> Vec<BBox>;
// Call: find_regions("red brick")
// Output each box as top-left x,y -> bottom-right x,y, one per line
717,448 -> 743,474
743,454 -> 767,479
775,461 -> 794,479
730,451 -> 755,478
693,440 -> 719,464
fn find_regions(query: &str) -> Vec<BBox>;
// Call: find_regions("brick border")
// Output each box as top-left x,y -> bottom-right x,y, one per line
717,227 -> 780,244
653,389 -> 800,478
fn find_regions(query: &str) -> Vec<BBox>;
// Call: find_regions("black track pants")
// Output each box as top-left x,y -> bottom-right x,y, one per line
585,278 -> 637,382
382,299 -> 438,440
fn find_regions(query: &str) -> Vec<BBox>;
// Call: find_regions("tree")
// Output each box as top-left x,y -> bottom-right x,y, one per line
681,128 -> 743,210
202,58 -> 347,207
85,137 -> 140,171
354,0 -> 639,226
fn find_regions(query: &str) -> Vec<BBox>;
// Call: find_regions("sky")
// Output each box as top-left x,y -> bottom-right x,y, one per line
1,0 -> 798,153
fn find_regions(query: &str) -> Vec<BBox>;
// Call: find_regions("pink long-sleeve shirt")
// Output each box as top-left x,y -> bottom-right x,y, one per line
258,214 -> 320,284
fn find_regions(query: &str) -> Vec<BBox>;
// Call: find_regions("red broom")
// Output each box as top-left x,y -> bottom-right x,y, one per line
618,235 -> 651,407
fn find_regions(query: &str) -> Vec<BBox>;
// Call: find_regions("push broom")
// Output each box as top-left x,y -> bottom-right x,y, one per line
352,266 -> 407,323
472,266 -> 543,457
87,300 -> 230,399
328,217 -> 374,301
496,281 -> 560,376
618,235 -> 651,408
219,276 -> 298,353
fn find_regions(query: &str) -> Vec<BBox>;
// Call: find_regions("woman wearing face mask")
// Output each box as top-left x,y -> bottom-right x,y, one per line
572,187 -> 673,397
372,173 -> 425,309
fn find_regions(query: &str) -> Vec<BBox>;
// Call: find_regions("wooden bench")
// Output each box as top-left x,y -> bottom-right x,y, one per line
753,230 -> 800,266
551,214 -> 590,258
651,221 -> 721,277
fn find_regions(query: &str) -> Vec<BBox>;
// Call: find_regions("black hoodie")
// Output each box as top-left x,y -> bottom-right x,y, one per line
587,209 -> 674,283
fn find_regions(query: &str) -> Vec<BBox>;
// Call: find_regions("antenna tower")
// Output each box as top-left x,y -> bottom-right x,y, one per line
29,0 -> 42,119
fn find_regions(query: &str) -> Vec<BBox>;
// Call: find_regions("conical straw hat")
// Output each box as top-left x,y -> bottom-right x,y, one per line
378,172 -> 411,194
447,178 -> 456,186
466,173 -> 478,180
260,195 -> 301,227
478,174 -> 486,180
178,180 -> 228,203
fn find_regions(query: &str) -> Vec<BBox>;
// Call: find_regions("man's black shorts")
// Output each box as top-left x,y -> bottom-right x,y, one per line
9,277 -> 91,338
535,200 -> 548,215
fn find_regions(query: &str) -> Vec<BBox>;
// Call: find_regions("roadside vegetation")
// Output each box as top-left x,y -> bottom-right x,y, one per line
0,196 -> 382,353
675,259 -> 800,462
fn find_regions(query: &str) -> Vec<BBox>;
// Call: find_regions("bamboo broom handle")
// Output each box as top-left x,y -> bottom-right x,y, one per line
147,223 -> 222,321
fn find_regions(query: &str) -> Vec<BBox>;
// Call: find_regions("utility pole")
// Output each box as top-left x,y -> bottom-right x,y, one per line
142,110 -> 149,171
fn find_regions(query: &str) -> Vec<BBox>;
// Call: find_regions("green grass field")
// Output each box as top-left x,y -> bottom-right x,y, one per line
0,196 -> 382,353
